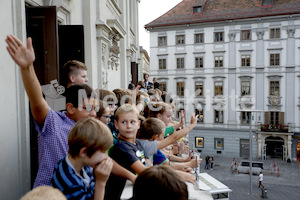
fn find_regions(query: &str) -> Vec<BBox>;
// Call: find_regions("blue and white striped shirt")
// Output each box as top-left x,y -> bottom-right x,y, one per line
51,156 -> 95,200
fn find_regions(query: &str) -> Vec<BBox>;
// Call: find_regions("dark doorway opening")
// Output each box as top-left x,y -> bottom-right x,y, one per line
265,136 -> 284,158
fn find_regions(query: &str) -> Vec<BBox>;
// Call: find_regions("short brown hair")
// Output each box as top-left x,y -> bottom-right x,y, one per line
68,118 -> 113,157
61,60 -> 87,87
113,88 -> 133,107
132,165 -> 188,200
138,118 -> 165,139
21,186 -> 67,200
98,89 -> 117,103
115,104 -> 139,122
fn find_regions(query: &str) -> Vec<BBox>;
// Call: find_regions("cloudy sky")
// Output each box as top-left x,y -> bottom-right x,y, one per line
139,0 -> 182,53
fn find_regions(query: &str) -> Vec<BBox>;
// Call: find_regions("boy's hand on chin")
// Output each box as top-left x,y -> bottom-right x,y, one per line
94,157 -> 113,183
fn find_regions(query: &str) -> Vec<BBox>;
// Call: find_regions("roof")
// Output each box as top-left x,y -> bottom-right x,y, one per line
145,0 -> 300,29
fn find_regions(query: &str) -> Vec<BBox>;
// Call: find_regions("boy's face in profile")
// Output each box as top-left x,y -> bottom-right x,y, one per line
71,98 -> 98,122
85,150 -> 108,168
71,69 -> 88,85
115,111 -> 140,141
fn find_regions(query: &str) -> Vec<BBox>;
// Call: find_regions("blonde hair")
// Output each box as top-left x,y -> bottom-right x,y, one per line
68,118 -> 113,157
115,104 -> 139,121
20,186 -> 67,200
148,102 -> 172,118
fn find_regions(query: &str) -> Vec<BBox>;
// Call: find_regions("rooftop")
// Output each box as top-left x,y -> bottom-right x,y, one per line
145,0 -> 300,29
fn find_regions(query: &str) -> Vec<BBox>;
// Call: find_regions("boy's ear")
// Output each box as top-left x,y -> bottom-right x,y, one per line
114,120 -> 119,130
157,113 -> 162,119
70,74 -> 76,83
79,147 -> 88,158
66,103 -> 75,115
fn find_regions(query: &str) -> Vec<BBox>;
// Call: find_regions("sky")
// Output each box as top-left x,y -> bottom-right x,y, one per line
139,0 -> 183,53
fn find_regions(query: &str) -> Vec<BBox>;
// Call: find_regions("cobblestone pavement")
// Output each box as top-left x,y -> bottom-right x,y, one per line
198,156 -> 300,200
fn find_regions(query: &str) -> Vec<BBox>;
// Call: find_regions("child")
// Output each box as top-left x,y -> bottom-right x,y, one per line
61,60 -> 88,88
20,186 -> 67,200
97,100 -> 111,125
105,104 -> 198,199
131,165 -> 188,200
138,118 -> 201,173
5,35 -> 136,188
51,118 -> 113,200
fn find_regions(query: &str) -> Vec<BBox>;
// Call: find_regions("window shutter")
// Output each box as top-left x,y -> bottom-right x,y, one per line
264,112 -> 270,124
279,112 -> 284,125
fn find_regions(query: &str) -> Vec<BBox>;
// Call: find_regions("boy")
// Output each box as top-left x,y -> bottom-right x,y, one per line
61,60 -> 88,88
20,186 -> 66,200
51,118 -> 113,200
105,104 -> 198,199
138,118 -> 201,172
131,165 -> 188,200
5,35 -> 136,188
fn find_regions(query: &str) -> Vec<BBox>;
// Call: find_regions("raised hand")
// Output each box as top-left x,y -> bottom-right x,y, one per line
180,109 -> 185,128
5,34 -> 35,69
190,113 -> 199,128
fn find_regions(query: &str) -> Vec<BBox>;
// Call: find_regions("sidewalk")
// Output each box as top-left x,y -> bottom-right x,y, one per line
198,156 -> 300,200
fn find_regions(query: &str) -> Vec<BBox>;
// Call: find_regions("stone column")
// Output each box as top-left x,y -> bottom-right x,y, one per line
288,135 -> 292,160
286,27 -> 295,66
256,30 -> 265,67
227,31 -> 237,126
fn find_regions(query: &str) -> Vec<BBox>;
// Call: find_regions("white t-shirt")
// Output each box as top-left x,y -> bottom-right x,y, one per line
259,173 -> 263,181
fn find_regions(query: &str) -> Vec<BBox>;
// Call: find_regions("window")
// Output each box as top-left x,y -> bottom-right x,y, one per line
177,58 -> 185,69
215,110 -> 223,123
214,32 -> 224,42
214,138 -> 224,150
215,56 -> 223,68
214,81 -> 223,96
195,81 -> 204,96
193,6 -> 202,14
159,59 -> 166,69
158,36 -> 167,46
270,112 -> 279,125
176,35 -> 185,45
241,81 -> 251,96
241,112 -> 251,124
159,82 -> 167,92
270,54 -> 280,66
241,55 -> 251,67
176,82 -> 185,96
270,81 -> 280,96
195,57 -> 204,68
195,33 -> 204,43
195,109 -> 204,123
241,30 -> 251,40
270,28 -> 280,39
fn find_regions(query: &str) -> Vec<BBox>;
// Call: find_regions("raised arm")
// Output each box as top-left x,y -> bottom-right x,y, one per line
157,113 -> 198,150
6,35 -> 49,124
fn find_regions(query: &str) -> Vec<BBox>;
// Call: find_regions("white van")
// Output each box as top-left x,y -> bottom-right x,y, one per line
237,160 -> 264,175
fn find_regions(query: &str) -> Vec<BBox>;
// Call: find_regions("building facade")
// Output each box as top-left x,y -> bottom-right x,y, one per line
145,0 -> 300,162
0,0 -> 140,198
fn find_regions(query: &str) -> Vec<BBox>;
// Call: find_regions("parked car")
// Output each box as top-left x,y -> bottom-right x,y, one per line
237,160 -> 264,175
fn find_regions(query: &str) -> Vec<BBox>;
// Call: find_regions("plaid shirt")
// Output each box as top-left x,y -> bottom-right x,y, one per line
33,107 -> 75,188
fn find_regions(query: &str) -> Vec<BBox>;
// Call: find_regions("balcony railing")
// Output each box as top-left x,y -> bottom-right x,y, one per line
260,124 -> 289,132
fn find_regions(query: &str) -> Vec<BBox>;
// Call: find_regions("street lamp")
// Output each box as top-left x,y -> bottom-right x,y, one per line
236,109 -> 263,195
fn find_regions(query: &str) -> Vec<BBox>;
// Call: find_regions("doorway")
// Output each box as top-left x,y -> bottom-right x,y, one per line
265,136 -> 284,158
240,139 -> 249,159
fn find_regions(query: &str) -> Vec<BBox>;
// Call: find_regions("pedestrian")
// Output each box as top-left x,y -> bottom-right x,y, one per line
210,156 -> 214,170
205,155 -> 210,169
258,171 -> 264,188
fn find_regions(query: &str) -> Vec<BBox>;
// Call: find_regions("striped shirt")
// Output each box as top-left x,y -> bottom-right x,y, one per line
34,107 -> 75,188
51,156 -> 95,200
